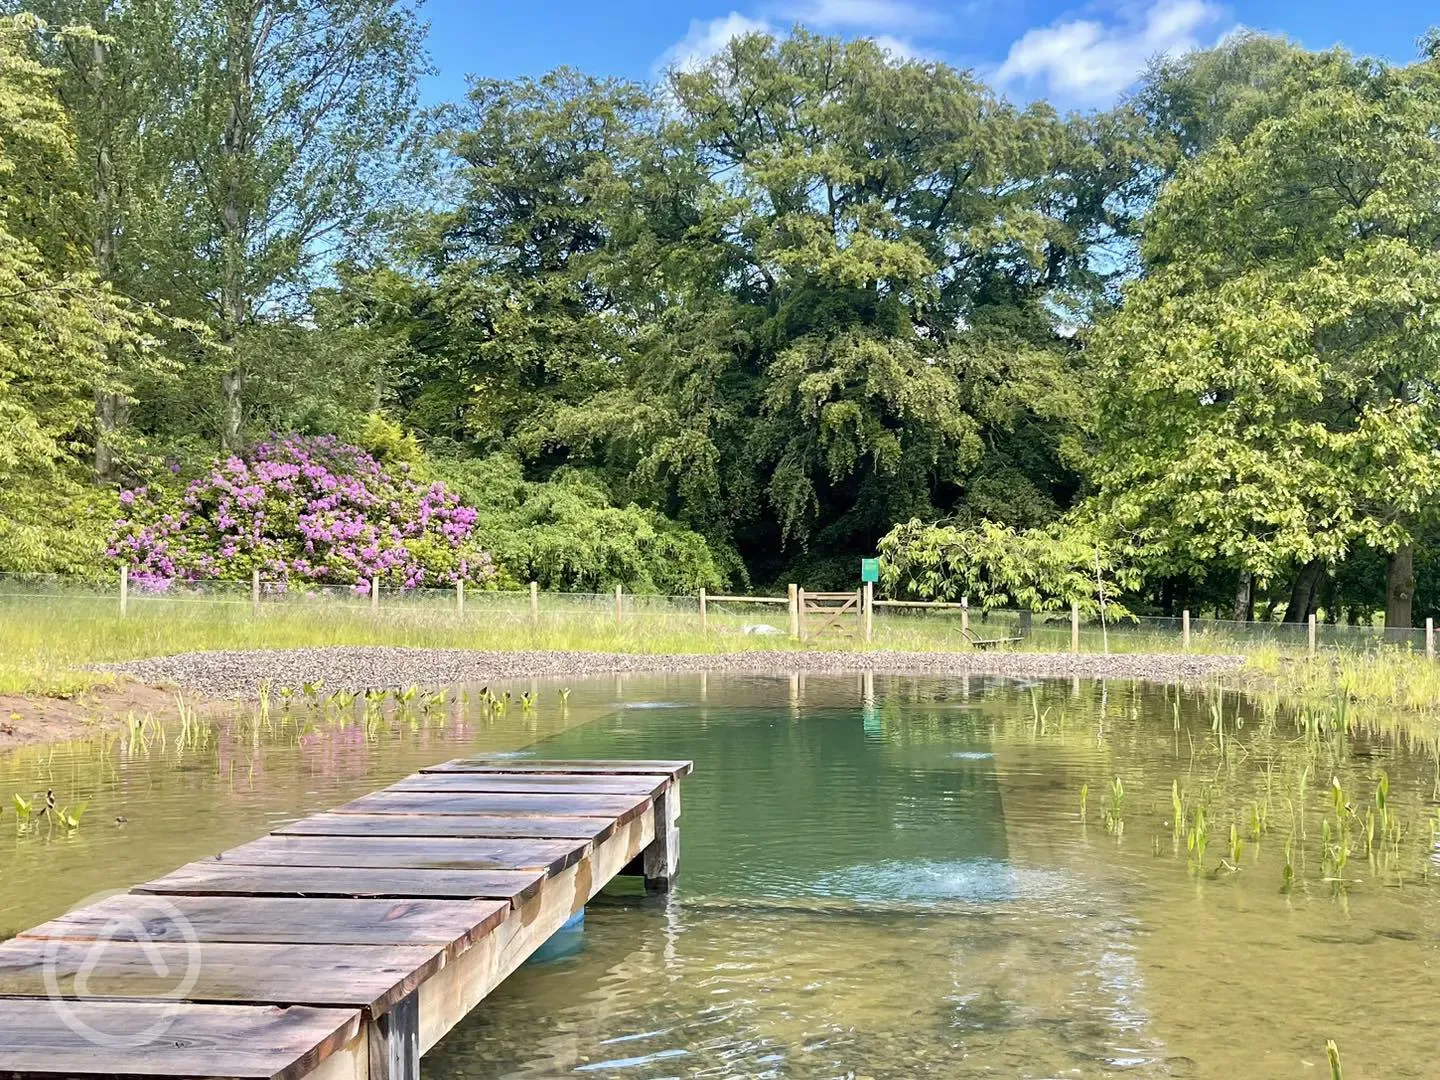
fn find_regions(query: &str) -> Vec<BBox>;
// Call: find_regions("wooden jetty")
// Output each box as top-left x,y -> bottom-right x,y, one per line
0,757 -> 690,1080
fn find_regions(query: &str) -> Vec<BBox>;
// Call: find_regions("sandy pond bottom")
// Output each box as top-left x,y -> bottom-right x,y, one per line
2,672 -> 1436,1078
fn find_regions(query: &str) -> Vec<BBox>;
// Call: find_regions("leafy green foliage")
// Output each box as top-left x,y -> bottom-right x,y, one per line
0,15 -> 164,573
436,455 -> 730,594
1089,49 -> 1440,622
877,518 -> 1137,615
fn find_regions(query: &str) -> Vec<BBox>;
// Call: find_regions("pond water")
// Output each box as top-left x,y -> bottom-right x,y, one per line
3,672 -> 1438,1078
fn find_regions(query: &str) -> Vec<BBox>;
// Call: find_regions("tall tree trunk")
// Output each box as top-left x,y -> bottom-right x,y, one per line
1385,543 -> 1414,631
1282,559 -> 1324,623
94,390 -> 128,480
220,368 -> 244,452
1232,570 -> 1253,622
89,34 -> 125,479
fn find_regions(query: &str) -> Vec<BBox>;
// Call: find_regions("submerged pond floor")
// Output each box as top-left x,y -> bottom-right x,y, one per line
2,672 -> 1437,1077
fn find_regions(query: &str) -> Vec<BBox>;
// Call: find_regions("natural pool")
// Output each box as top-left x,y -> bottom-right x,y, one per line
3,672 -> 1438,1077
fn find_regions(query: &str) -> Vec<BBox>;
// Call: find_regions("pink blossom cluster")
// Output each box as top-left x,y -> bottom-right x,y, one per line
108,434 -> 494,593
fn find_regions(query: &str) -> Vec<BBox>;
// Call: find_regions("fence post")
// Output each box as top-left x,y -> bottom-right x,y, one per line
788,584 -> 799,638
1307,612 -> 1317,657
863,581 -> 873,643
699,587 -> 708,633
797,587 -> 807,642
251,568 -> 260,616
1182,609 -> 1191,652
371,577 -> 379,613
615,583 -> 623,628
1071,601 -> 1080,654
961,595 -> 969,635
456,579 -> 464,616
1428,617 -> 1435,660
119,565 -> 129,617
529,581 -> 539,627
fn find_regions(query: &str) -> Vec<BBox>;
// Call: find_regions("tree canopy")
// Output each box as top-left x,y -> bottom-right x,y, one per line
6,7 -> 1440,623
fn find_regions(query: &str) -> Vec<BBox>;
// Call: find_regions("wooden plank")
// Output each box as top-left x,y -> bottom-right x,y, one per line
0,1001 -> 360,1080
387,772 -> 668,797
19,895 -> 509,955
424,758 -> 694,780
332,790 -> 650,824
276,812 -> 617,842
0,940 -> 442,1018
216,835 -> 589,876
135,864 -> 545,904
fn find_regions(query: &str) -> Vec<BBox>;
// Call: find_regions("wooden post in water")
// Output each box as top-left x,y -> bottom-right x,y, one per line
1307,612 -> 1317,657
1071,601 -> 1080,653
119,565 -> 129,616
797,587 -> 807,641
368,988 -> 420,1080
642,781 -> 681,891
1182,609 -> 1191,652
788,584 -> 799,638
1428,617 -> 1435,660
529,581 -> 539,627
456,579 -> 464,616
614,583 -> 623,628
699,587 -> 708,633
251,568 -> 260,617
863,581 -> 873,643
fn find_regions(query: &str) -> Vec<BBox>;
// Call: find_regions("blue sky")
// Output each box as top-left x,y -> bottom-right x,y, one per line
420,0 -> 1431,109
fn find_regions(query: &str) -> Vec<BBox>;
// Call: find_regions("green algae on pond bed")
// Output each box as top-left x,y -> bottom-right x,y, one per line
2,672 -> 1437,1078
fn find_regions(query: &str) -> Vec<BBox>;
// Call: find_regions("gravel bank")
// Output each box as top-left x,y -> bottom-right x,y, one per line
108,647 -> 1246,698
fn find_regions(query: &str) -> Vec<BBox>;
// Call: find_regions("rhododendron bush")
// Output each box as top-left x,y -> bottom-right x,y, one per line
109,435 -> 495,591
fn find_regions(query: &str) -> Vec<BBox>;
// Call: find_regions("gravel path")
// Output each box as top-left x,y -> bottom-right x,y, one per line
107,647 -> 1246,698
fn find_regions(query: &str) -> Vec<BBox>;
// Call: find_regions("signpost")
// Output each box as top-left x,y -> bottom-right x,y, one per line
860,559 -> 878,642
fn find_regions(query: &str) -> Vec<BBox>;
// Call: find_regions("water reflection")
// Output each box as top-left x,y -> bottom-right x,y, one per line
2,672 -> 1438,1077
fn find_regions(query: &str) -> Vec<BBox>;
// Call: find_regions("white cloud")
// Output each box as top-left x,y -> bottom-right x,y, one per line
655,12 -> 775,75
996,0 -> 1233,103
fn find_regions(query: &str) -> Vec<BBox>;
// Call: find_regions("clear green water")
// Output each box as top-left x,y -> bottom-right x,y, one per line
3,673 -> 1439,1078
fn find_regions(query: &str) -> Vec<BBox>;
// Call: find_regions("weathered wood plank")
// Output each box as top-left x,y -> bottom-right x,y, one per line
387,772 -> 669,797
332,790 -> 650,824
276,812 -> 617,841
425,758 -> 693,779
134,864 -> 545,904
19,895 -> 509,955
217,835 -> 589,875
0,940 -> 442,1017
0,1001 -> 361,1080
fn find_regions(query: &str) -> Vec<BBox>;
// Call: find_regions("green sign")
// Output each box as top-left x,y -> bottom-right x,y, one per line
860,557 -> 880,583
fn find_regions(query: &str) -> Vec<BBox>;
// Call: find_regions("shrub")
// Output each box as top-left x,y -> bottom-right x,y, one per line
109,434 -> 495,591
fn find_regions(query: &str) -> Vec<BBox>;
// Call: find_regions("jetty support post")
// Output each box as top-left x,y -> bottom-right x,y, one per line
368,989 -> 420,1080
642,781 -> 681,891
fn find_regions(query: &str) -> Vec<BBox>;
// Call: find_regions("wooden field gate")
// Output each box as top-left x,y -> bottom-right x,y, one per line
798,589 -> 863,641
